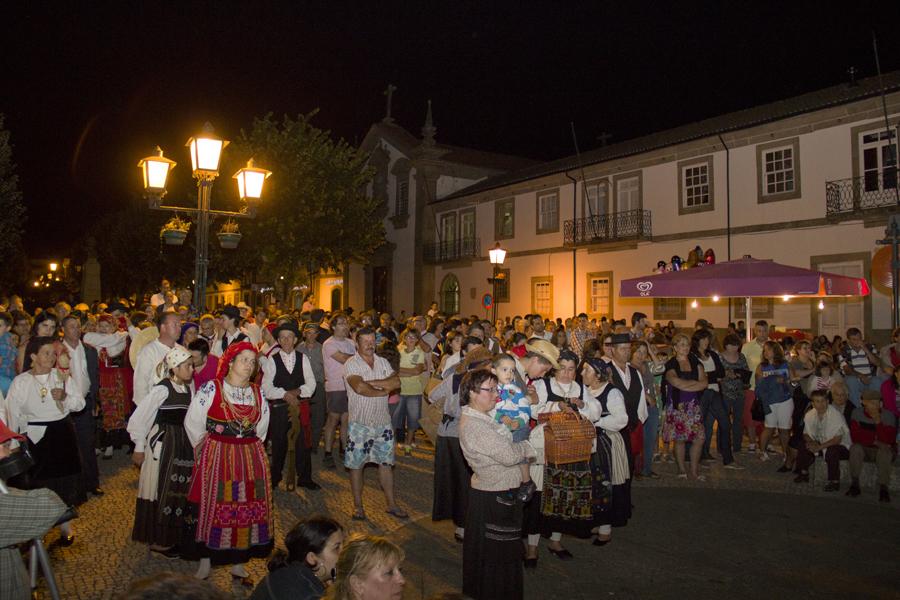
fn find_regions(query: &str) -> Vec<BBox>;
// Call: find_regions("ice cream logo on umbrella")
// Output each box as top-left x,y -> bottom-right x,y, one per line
636,281 -> 653,296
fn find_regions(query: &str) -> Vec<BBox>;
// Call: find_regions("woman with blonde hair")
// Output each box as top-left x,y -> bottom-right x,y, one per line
325,534 -> 405,600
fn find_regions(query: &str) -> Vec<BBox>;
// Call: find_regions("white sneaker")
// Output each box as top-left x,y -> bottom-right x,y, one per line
759,452 -> 771,462
724,463 -> 745,470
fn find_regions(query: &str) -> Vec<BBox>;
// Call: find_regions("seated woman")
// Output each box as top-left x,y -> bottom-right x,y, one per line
325,534 -> 404,600
250,516 -> 344,600
459,368 -> 536,600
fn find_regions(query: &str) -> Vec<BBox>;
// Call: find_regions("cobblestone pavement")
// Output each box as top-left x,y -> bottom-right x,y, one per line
31,442 -> 900,599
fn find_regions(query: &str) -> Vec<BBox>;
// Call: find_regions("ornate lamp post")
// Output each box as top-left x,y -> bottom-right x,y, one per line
488,242 -> 507,325
139,123 -> 271,310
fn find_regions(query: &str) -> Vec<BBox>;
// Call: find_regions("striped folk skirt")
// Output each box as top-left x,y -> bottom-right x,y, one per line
188,433 -> 273,564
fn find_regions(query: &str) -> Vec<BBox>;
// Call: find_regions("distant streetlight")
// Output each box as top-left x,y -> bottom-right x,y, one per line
488,242 -> 507,324
49,262 -> 58,272
140,122 -> 272,309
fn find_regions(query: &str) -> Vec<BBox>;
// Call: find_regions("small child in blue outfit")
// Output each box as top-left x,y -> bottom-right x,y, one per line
490,353 -> 536,505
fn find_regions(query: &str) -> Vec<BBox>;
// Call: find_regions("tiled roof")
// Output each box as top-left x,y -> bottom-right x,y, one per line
441,70 -> 900,202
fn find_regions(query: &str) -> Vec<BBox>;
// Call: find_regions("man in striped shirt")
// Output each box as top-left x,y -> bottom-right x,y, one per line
343,327 -> 405,521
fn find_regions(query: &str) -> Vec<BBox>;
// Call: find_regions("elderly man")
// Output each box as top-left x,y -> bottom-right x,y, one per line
607,333 -> 649,476
847,390 -> 897,502
343,327 -> 403,520
262,321 -> 318,490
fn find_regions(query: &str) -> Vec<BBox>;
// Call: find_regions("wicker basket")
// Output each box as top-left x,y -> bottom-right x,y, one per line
542,411 -> 595,465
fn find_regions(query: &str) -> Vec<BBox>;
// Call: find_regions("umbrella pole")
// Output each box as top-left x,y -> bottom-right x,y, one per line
745,297 -> 752,343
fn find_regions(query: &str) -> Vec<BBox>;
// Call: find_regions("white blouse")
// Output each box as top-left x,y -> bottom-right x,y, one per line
586,383 -> 629,432
2,369 -> 85,444
184,380 -> 270,447
127,380 -> 194,453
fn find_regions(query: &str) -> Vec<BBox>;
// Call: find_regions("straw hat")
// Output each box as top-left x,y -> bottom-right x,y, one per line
129,325 -> 159,369
453,346 -> 494,375
524,338 -> 560,369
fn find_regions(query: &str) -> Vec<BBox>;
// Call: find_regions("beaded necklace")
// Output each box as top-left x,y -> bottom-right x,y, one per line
219,380 -> 260,437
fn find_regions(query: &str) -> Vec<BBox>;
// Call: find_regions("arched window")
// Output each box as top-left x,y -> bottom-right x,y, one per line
440,274 -> 460,315
331,287 -> 342,311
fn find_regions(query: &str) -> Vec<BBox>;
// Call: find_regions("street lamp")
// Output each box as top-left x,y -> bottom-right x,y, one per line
488,242 -> 507,325
140,122 -> 271,310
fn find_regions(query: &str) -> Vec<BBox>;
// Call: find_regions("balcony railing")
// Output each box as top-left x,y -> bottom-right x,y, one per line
424,237 -> 481,264
826,169 -> 900,218
564,209 -> 652,247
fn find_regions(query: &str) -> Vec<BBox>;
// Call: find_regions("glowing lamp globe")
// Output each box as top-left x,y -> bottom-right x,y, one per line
137,147 -> 176,193
489,242 -> 507,265
186,122 -> 228,175
233,159 -> 272,201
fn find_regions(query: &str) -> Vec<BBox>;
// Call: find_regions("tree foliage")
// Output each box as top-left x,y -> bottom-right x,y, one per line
0,115 -> 27,289
226,112 -> 382,282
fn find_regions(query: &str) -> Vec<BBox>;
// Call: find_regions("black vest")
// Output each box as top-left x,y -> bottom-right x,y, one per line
272,351 -> 305,397
542,376 -> 583,405
609,363 -> 642,431
155,379 -> 191,426
221,331 -> 249,353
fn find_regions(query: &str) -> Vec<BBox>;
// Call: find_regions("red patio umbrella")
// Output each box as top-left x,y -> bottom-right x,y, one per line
619,256 -> 871,340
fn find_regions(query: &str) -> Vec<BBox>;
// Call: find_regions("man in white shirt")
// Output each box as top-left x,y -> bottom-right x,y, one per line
793,389 -> 851,490
211,305 -> 249,358
133,312 -> 182,406
62,315 -> 103,495
149,279 -> 175,309
529,315 -> 554,342
262,322 -> 318,490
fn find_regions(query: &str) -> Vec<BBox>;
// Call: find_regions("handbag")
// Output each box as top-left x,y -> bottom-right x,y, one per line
750,393 -> 765,422
542,411 -> 595,465
419,396 -> 445,445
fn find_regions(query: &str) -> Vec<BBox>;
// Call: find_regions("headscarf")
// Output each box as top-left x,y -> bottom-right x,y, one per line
582,356 -> 610,379
155,345 -> 193,380
178,322 -> 199,345
97,313 -> 117,327
216,340 -> 257,381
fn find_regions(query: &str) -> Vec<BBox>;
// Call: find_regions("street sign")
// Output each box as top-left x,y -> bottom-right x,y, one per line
482,293 -> 493,309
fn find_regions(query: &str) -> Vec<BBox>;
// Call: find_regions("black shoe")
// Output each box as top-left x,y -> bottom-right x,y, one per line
824,481 -> 840,492
517,481 -> 537,503
89,487 -> 105,496
523,556 -> 538,569
150,546 -> 180,560
322,453 -> 335,468
592,537 -> 610,547
776,464 -> 791,473
880,486 -> 891,503
846,485 -> 861,497
547,547 -> 574,560
58,535 -> 75,547
297,480 -> 321,491
271,480 -> 280,490
793,473 -> 809,483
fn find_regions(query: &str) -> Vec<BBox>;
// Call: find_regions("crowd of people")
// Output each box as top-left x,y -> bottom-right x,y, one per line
0,282 -> 897,599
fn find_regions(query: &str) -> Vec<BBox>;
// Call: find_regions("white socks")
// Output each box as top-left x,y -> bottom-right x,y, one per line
59,521 -> 72,537
230,563 -> 249,578
455,527 -> 464,538
195,558 -> 211,580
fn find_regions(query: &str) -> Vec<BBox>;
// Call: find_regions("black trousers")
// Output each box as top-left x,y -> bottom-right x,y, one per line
71,405 -> 100,490
268,402 -> 312,485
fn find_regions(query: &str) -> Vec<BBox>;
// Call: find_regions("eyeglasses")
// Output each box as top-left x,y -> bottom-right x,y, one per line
479,387 -> 498,394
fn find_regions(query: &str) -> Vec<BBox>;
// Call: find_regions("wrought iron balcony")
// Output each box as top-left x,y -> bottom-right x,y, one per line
423,237 -> 481,264
826,169 -> 900,218
564,209 -> 652,247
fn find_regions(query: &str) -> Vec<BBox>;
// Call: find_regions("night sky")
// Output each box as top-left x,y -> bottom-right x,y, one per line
3,2 -> 900,256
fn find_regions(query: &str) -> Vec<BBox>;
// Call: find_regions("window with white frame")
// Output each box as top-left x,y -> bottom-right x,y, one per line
460,210 -> 476,240
532,277 -> 552,317
682,164 -> 710,208
588,274 -> 610,316
763,146 -> 795,196
584,180 -> 608,218
616,175 -> 640,212
537,192 -> 559,233
495,198 -> 515,239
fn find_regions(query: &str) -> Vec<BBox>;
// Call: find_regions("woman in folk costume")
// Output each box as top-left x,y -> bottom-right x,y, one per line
185,340 -> 272,585
85,313 -> 133,458
127,346 -> 196,555
581,357 -> 632,546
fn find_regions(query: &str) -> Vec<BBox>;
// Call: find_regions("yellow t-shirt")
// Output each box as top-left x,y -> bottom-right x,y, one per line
399,346 -> 426,395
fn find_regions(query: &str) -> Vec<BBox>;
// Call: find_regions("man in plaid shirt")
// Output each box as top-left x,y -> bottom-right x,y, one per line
568,313 -> 596,358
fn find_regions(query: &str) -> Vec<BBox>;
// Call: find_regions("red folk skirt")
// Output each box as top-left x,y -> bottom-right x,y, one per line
188,433 -> 273,560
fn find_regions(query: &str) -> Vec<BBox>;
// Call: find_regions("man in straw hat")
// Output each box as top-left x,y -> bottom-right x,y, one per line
511,338 -> 560,405
261,321 -> 319,491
